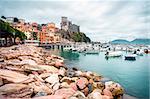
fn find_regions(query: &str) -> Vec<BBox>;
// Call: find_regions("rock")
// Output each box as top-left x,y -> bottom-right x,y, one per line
103,89 -> 113,98
70,82 -> 77,91
87,89 -> 102,99
76,77 -> 88,90
29,81 -> 52,95
61,77 -> 74,84
71,91 -> 86,99
45,74 -> 59,85
0,83 -> 33,98
0,69 -> 31,83
60,82 -> 70,88
58,67 -> 66,76
35,91 -> 47,97
54,88 -> 76,98
105,81 -> 124,96
21,59 -> 37,66
102,95 -> 113,99
51,55 -> 64,60
93,76 -> 102,82
0,78 -> 3,86
39,73 -> 52,79
3,52 -> 20,60
6,59 -> 23,66
81,87 -> 89,96
53,83 -> 60,91
33,95 -> 64,99
18,56 -> 30,61
54,60 -> 64,68
75,71 -> 83,76
96,82 -> 105,90
0,58 -> 4,62
24,65 -> 58,73
67,71 -> 75,78
69,97 -> 78,99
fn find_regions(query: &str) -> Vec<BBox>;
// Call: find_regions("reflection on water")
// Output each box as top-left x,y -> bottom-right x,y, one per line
60,51 -> 80,60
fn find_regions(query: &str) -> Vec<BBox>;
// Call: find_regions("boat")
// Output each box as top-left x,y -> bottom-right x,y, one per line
124,54 -> 137,60
133,50 -> 143,56
84,50 -> 99,54
63,47 -> 72,51
136,51 -> 144,56
105,51 -> 122,57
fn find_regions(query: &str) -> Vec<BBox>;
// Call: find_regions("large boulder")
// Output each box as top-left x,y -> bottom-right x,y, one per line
45,74 -> 59,85
29,81 -> 52,95
54,88 -> 76,98
76,77 -> 88,90
21,59 -> 38,66
105,81 -> 124,96
87,89 -> 102,99
103,89 -> 113,98
0,83 -> 33,98
0,69 -> 31,83
70,91 -> 86,99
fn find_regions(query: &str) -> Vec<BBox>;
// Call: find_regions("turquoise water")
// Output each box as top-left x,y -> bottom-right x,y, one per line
49,49 -> 149,99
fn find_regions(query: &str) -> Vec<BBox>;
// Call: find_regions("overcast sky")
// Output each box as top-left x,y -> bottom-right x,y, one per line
0,0 -> 150,42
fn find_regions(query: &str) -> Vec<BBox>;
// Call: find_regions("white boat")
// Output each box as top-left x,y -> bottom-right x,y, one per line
136,51 -> 144,56
63,47 -> 72,51
133,50 -> 144,56
105,51 -> 122,57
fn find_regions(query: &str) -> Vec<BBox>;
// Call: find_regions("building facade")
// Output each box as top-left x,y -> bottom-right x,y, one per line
4,16 -> 63,44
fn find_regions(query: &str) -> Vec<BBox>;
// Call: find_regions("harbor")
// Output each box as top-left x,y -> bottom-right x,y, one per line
47,45 -> 149,99
0,0 -> 149,99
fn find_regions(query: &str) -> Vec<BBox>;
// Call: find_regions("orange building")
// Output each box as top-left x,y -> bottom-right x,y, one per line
39,23 -> 61,44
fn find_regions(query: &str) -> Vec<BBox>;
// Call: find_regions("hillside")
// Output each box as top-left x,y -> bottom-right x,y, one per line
131,38 -> 150,45
111,38 -> 150,45
58,29 -> 91,42
111,39 -> 130,44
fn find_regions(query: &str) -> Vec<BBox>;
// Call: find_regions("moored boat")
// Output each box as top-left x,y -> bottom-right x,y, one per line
124,54 -> 137,60
105,51 -> 122,57
85,50 -> 99,54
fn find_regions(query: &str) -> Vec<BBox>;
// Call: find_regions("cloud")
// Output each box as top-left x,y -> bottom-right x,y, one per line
0,0 -> 149,42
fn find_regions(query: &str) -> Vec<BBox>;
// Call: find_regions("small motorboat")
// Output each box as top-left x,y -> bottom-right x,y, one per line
124,54 -> 137,60
133,50 -> 143,56
105,51 -> 122,57
85,50 -> 99,54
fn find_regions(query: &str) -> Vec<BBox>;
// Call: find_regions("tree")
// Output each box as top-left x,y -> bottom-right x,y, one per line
32,32 -> 37,40
1,16 -> 6,19
14,17 -> 19,22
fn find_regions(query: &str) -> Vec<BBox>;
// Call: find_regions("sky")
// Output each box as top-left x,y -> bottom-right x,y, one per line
0,0 -> 150,42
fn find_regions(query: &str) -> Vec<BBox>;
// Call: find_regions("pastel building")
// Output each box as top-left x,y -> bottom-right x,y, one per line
39,23 -> 61,44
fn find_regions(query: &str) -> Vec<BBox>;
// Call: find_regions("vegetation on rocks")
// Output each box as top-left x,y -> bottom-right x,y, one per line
59,29 -> 91,43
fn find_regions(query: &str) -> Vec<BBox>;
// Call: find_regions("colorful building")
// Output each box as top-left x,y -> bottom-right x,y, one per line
4,17 -> 62,44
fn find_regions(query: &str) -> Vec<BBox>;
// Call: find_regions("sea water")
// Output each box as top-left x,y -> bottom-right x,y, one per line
48,49 -> 149,99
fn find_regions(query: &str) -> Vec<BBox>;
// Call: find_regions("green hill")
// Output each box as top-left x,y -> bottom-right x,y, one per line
111,38 -> 150,45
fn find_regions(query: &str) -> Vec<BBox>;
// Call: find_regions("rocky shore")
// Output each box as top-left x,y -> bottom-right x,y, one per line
0,45 -> 124,99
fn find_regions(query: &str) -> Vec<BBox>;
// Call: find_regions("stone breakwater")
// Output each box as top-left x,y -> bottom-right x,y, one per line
0,45 -> 124,99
